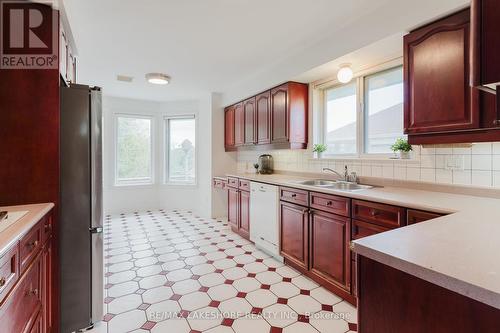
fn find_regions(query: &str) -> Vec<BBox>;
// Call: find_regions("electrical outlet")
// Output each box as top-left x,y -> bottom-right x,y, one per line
445,155 -> 464,171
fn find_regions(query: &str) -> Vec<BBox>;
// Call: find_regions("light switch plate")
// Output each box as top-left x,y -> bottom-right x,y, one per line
445,155 -> 464,171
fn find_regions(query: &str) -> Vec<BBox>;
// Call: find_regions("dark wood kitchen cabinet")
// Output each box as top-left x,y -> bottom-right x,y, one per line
404,8 -> 500,144
224,81 -> 308,151
256,91 -> 271,145
309,210 -> 350,291
0,209 -> 53,333
270,82 -> 308,148
243,97 -> 257,145
404,9 -> 478,135
234,102 -> 245,147
226,178 -> 250,239
224,106 -> 235,150
280,201 -> 309,270
471,0 -> 500,90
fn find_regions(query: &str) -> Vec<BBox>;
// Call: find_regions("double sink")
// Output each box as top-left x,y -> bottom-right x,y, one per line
296,179 -> 374,192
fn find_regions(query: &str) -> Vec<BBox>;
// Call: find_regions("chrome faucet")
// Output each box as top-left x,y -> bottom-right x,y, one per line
323,166 -> 358,183
323,167 -> 348,182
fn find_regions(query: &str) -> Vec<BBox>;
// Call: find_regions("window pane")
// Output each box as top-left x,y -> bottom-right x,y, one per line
116,116 -> 152,182
167,117 -> 196,183
364,66 -> 405,154
325,83 -> 357,155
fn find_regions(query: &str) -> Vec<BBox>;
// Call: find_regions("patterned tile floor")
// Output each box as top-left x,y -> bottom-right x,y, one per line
101,209 -> 358,333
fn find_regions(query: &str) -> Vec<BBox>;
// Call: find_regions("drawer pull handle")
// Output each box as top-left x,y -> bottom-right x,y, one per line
0,277 -> 6,287
291,194 -> 297,198
45,224 -> 52,231
370,209 -> 379,217
27,240 -> 39,249
326,201 -> 333,206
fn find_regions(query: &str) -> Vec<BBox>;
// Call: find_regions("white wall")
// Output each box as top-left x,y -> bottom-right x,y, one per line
102,95 -> 237,217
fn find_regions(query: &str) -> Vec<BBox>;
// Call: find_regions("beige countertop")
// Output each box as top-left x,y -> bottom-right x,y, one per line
226,172 -> 500,309
0,203 -> 54,256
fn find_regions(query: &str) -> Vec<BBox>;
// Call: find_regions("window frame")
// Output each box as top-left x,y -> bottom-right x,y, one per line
114,113 -> 155,186
163,114 -> 197,186
316,59 -> 405,159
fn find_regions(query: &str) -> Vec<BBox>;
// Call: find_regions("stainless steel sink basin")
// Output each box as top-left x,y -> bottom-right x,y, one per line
297,179 -> 373,191
298,179 -> 337,186
326,181 -> 373,191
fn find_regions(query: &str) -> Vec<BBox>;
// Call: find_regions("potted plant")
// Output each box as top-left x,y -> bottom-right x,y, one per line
391,138 -> 412,159
313,144 -> 327,159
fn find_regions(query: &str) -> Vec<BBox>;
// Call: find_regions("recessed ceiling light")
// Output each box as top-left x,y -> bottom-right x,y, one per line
145,73 -> 170,85
337,63 -> 353,83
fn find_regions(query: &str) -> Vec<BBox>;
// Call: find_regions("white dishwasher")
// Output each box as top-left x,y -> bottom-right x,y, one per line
250,182 -> 283,261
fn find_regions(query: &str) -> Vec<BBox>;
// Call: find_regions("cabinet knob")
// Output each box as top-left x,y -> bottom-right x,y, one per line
44,223 -> 52,231
291,194 -> 297,198
0,277 -> 5,287
326,201 -> 333,206
370,209 -> 379,217
27,240 -> 38,249
493,119 -> 500,126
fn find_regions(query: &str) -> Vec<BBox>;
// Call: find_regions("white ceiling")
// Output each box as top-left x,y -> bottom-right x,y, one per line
63,0 -> 468,103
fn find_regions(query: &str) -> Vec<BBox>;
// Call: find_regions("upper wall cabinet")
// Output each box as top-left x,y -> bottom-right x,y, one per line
471,0 -> 500,91
404,10 -> 478,134
404,8 -> 499,144
225,82 -> 308,151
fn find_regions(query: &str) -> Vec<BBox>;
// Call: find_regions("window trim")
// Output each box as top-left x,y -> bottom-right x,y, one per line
163,114 -> 197,186
114,113 -> 154,187
315,58 -> 405,159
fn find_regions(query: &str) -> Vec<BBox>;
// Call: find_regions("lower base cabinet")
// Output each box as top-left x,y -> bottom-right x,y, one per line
227,185 -> 250,239
309,210 -> 350,291
279,201 -> 309,270
0,210 -> 53,333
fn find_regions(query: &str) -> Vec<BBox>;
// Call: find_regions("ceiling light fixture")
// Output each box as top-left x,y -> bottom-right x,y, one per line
145,73 -> 170,85
337,64 -> 353,83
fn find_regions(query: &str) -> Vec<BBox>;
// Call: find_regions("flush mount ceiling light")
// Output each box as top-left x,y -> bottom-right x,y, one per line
337,64 -> 353,83
145,73 -> 170,85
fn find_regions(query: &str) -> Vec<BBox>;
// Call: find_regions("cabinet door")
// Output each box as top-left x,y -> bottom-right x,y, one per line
224,106 -> 235,149
280,201 -> 308,269
243,97 -> 256,145
42,242 -> 53,333
234,102 -> 245,146
404,9 -> 479,134
228,188 -> 239,230
256,91 -> 271,144
239,190 -> 250,239
271,84 -> 289,143
310,210 -> 350,290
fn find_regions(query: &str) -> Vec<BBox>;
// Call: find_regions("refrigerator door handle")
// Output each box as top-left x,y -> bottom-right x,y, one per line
89,227 -> 103,234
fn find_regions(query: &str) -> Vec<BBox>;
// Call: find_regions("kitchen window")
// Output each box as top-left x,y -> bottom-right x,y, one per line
165,115 -> 196,185
320,65 -> 405,157
115,115 -> 153,185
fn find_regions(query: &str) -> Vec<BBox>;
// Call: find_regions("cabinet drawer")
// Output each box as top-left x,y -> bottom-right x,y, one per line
20,223 -> 42,273
280,187 -> 308,206
213,178 -> 226,189
310,192 -> 350,217
351,219 -> 390,240
0,255 -> 42,333
0,243 -> 20,304
407,209 -> 443,225
238,179 -> 250,191
227,177 -> 239,188
352,200 -> 405,229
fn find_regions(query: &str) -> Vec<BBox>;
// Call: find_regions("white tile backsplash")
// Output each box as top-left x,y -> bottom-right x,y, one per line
237,143 -> 500,188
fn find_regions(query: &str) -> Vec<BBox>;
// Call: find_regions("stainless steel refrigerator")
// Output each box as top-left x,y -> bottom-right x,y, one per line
60,84 -> 104,333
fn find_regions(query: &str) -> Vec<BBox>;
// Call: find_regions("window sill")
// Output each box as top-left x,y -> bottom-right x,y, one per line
309,156 -> 420,164
162,182 -> 198,188
113,182 -> 155,188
